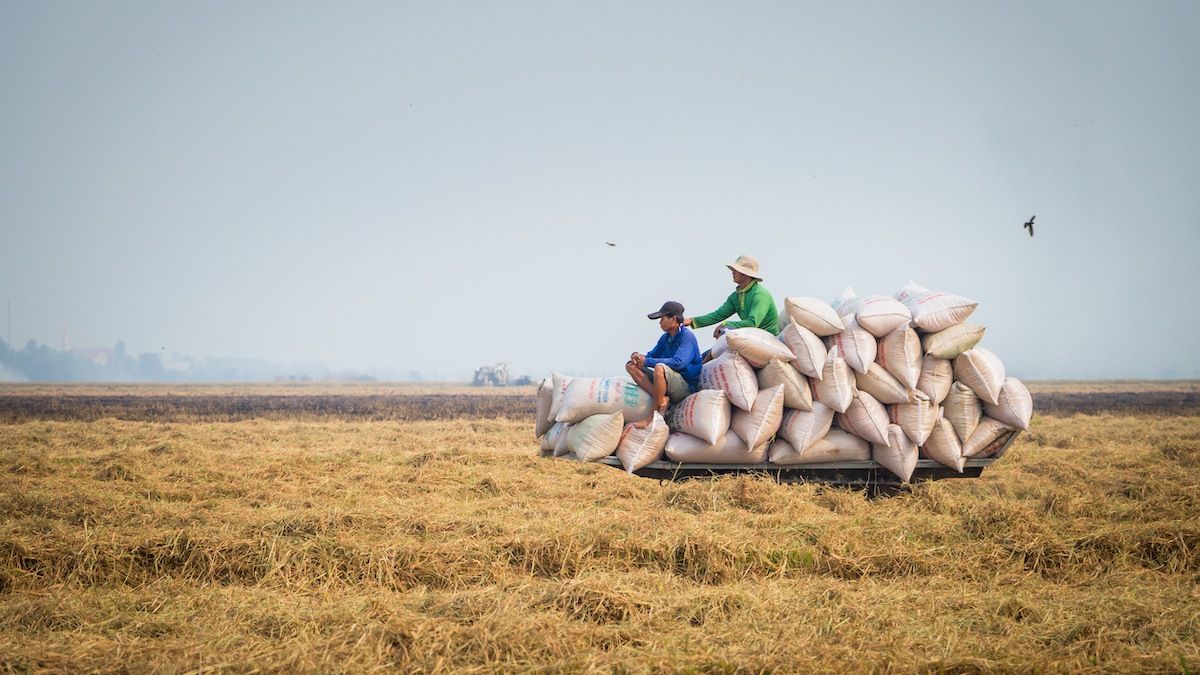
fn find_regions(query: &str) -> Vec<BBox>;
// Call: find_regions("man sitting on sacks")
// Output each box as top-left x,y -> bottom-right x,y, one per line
626,301 -> 703,421
684,254 -> 780,360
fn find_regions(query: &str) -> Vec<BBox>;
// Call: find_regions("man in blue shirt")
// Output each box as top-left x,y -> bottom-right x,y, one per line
625,301 -> 703,419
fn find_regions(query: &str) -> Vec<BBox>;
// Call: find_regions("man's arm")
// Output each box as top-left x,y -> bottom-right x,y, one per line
645,333 -> 669,360
722,291 -> 774,330
644,332 -> 699,372
689,293 -> 737,329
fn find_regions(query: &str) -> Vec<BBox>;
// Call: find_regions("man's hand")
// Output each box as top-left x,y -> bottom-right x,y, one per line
713,324 -> 726,339
682,317 -> 694,327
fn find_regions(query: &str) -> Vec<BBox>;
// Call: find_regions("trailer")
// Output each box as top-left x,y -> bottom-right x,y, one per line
555,429 -> 1020,492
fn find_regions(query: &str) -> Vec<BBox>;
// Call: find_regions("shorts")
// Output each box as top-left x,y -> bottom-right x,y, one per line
643,365 -> 693,404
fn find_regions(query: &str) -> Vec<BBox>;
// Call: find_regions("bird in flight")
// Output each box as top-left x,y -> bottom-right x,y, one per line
605,241 -> 616,247
1023,215 -> 1035,237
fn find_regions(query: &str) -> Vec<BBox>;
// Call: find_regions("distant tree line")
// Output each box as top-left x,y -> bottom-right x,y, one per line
0,338 -> 365,383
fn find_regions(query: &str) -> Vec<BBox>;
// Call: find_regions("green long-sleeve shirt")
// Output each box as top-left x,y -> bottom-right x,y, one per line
692,281 -> 780,334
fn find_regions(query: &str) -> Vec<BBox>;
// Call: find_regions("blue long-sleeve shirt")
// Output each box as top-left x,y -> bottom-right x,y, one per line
644,326 -> 702,389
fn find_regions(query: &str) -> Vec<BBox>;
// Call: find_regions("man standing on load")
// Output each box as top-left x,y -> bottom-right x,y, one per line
685,254 -> 780,344
626,301 -> 702,419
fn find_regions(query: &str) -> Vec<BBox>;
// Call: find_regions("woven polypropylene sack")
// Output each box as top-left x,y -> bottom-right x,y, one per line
725,327 -> 794,368
889,398 -> 937,446
828,315 -> 876,375
943,381 -> 982,442
732,385 -> 785,450
548,372 -> 574,423
552,423 -> 573,457
954,348 -> 1006,406
778,323 -> 827,379
922,323 -> 986,360
962,417 -> 1016,458
700,351 -> 758,411
616,412 -> 670,472
567,411 -> 625,461
757,359 -> 812,411
895,281 -> 978,332
984,378 -> 1033,430
922,417 -> 964,472
535,377 -> 554,438
777,403 -> 834,452
916,355 -> 953,404
837,389 -> 890,446
665,430 -> 765,464
556,377 -> 653,424
783,297 -> 845,337
852,295 -> 912,338
873,424 -> 917,482
876,325 -> 922,390
541,421 -> 568,453
825,428 -> 871,457
855,363 -> 910,405
813,346 -> 855,413
665,389 -> 731,445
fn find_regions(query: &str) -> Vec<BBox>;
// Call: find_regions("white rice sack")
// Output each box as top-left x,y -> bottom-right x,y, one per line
876,325 -> 922,390
700,351 -> 758,411
813,346 -> 855,413
567,411 -> 625,461
922,416 -> 964,472
665,389 -> 731,445
616,412 -> 669,473
770,430 -> 870,465
665,430 -> 765,464
943,381 -> 982,442
922,323 -> 986,360
962,417 -> 1016,458
855,363 -> 910,405
725,327 -> 795,368
831,287 -> 859,316
548,372 -> 573,423
889,398 -> 937,446
873,424 -> 918,482
757,359 -> 812,411
778,323 -> 827,379
826,428 -> 871,457
954,348 -> 1006,406
852,295 -> 913,338
556,377 -> 653,424
535,377 -> 554,438
894,281 -> 979,332
778,403 -> 834,452
827,315 -> 876,375
984,377 -> 1033,430
837,390 -> 890,446
552,423 -> 573,457
732,385 -> 785,450
783,297 -> 845,337
916,355 -> 953,404
541,421 -> 568,452
710,333 -> 729,359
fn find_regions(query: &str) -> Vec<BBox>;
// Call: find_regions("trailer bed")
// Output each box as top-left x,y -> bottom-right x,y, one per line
555,430 -> 1019,490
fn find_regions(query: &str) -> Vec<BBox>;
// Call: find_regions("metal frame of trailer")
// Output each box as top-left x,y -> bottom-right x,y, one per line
556,430 -> 1021,491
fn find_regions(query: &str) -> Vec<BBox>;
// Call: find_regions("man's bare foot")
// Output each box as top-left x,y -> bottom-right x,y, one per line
630,417 -> 651,430
656,396 -> 671,415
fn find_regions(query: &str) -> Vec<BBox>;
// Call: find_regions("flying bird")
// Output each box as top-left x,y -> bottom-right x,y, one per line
605,241 -> 616,247
1023,215 -> 1035,237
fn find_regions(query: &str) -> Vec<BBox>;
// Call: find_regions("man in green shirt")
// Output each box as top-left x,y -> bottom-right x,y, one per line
684,255 -> 780,345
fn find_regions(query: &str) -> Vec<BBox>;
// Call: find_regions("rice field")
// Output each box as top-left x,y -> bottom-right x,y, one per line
0,383 -> 1197,672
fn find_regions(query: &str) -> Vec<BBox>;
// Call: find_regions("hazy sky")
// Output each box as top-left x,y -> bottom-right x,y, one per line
3,1 -> 1198,379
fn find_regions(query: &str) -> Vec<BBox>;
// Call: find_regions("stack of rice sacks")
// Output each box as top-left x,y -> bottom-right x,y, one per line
535,281 -> 1033,482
